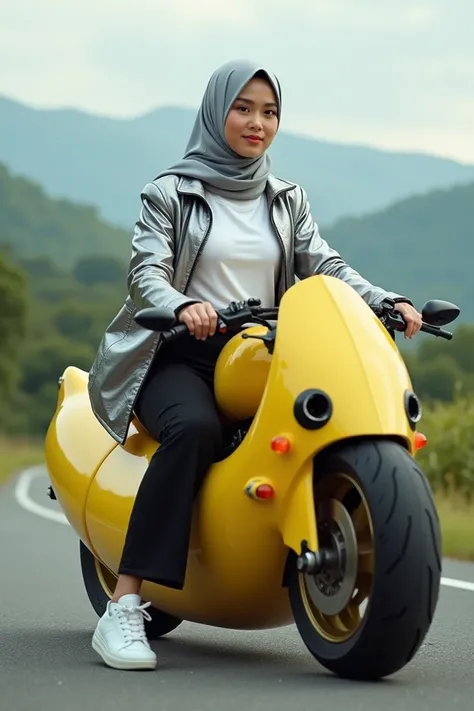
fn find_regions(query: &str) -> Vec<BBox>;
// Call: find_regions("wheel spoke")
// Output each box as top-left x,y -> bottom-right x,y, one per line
340,602 -> 362,629
352,573 -> 372,605
327,613 -> 350,633
352,502 -> 371,535
358,545 -> 374,574
351,502 -> 366,531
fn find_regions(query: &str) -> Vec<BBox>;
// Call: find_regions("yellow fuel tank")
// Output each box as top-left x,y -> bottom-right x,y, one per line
214,325 -> 273,420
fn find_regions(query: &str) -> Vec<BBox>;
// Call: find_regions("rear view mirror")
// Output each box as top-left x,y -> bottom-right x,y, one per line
421,300 -> 460,327
134,307 -> 176,332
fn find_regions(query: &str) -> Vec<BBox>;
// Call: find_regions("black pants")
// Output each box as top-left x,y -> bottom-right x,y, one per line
118,332 -> 231,590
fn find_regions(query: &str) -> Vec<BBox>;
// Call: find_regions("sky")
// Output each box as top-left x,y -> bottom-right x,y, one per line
1,0 -> 473,163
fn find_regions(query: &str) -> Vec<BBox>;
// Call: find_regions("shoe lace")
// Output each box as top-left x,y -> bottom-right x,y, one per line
117,601 -> 152,644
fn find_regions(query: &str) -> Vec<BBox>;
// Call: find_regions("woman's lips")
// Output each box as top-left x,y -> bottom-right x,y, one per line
243,136 -> 263,144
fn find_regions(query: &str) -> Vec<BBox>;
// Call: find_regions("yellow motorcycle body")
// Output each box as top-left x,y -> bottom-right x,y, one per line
44,275 -> 439,680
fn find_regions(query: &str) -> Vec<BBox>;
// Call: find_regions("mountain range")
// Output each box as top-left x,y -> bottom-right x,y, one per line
1,95 -> 474,229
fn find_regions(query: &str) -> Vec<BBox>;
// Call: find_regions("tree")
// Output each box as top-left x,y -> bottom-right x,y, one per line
20,336 -> 95,397
408,355 -> 471,402
415,324 -> 474,374
73,255 -> 127,286
0,250 -> 28,400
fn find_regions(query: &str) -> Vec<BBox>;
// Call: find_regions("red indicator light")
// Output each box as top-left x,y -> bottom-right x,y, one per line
255,484 -> 275,499
271,436 -> 291,454
414,432 -> 427,450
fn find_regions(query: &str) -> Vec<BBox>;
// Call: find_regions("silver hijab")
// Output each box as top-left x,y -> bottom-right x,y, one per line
155,59 -> 281,200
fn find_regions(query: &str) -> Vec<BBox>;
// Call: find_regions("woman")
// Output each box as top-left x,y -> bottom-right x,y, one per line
88,59 -> 422,671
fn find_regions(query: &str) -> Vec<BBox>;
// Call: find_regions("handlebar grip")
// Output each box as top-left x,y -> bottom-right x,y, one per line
420,322 -> 453,340
160,323 -> 190,343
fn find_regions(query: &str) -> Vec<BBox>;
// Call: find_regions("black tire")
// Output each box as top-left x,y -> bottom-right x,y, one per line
288,439 -> 441,680
80,540 -> 182,639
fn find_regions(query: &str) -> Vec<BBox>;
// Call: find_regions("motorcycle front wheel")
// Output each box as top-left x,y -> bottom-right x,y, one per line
288,439 -> 441,680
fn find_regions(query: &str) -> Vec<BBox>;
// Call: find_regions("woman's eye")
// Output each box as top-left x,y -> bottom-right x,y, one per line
237,106 -> 249,112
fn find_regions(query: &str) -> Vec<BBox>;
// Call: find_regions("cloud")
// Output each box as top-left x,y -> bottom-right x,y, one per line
1,0 -> 473,162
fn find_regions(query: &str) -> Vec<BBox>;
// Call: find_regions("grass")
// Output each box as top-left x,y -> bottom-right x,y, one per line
0,437 -> 473,561
435,493 -> 474,562
0,436 -> 45,485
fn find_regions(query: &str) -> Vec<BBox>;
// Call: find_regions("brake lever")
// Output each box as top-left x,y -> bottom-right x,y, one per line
382,310 -> 407,332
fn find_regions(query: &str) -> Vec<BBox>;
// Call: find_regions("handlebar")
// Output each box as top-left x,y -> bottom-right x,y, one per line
161,308 -> 280,343
375,301 -> 454,341
134,299 -> 279,344
135,297 -> 455,343
419,322 -> 453,340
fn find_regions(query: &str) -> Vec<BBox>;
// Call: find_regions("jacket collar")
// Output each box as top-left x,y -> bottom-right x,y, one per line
176,174 -> 297,201
266,174 -> 297,201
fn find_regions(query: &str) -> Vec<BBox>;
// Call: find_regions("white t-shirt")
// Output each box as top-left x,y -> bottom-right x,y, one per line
185,191 -> 282,310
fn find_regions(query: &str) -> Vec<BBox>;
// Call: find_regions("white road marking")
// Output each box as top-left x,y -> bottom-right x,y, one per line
12,467 -> 474,592
440,577 -> 474,593
14,466 -> 68,525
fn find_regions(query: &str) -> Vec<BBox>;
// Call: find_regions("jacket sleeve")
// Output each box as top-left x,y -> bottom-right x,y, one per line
127,182 -> 198,314
293,186 -> 408,306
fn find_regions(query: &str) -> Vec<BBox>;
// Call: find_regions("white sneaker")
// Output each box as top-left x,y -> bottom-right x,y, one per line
92,594 -> 157,670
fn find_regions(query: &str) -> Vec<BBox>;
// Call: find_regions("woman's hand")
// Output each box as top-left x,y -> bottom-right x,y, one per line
178,302 -> 218,340
394,302 -> 423,339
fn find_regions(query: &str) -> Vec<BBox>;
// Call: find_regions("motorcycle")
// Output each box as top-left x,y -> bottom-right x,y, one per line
44,274 -> 460,680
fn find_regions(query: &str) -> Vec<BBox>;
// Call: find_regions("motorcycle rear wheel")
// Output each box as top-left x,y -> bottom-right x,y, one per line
79,541 -> 182,639
288,439 -> 441,680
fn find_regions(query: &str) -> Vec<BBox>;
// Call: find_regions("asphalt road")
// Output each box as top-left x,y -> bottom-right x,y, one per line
1,467 -> 474,711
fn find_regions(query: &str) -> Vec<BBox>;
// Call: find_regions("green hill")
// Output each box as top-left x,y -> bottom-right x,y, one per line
0,163 -> 129,267
1,95 -> 474,229
324,182 -> 474,319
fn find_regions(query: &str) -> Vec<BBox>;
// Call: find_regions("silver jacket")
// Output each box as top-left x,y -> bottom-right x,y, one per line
88,174 -> 404,443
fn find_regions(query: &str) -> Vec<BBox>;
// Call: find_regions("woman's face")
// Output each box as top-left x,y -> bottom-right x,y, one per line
224,76 -> 279,158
